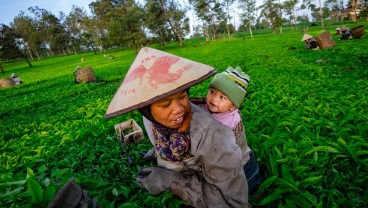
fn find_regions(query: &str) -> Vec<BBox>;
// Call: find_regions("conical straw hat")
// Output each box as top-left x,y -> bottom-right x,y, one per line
301,34 -> 313,41
106,47 -> 217,119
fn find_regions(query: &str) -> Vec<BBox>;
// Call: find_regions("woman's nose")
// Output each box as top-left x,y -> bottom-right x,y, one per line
172,100 -> 184,113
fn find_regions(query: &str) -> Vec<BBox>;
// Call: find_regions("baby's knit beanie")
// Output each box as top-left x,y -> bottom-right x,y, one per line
209,66 -> 250,108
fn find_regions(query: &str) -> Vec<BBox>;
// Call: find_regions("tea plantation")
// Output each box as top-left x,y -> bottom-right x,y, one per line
1,22 -> 367,207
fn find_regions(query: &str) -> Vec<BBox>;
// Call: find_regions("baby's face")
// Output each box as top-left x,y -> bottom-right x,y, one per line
206,88 -> 236,113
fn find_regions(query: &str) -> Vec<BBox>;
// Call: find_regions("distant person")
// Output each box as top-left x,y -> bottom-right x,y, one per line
335,27 -> 341,35
340,26 -> 352,40
10,73 -> 23,85
301,34 -> 319,50
193,66 -> 264,195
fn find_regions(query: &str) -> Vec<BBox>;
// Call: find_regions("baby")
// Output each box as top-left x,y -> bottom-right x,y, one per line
196,66 -> 263,194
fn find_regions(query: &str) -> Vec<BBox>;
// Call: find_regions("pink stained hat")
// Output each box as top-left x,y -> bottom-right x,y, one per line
106,47 -> 217,119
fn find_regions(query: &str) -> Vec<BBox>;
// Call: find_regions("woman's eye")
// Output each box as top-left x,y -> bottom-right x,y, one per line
179,95 -> 186,100
159,101 -> 170,107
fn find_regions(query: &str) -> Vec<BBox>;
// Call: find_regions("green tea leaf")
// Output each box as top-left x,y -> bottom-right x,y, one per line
56,168 -> 70,178
161,191 -> 173,204
0,187 -> 24,198
313,151 -> 318,163
1,180 -> 26,187
118,203 -> 141,208
293,125 -> 303,134
143,196 -> 157,204
27,168 -> 35,179
337,138 -> 359,165
288,194 -> 312,208
301,176 -> 322,185
300,192 -> 317,206
356,150 -> 368,156
257,175 -> 278,193
276,178 -> 300,193
285,199 -> 298,208
27,178 -> 43,204
287,149 -> 299,154
112,188 -> 118,196
43,185 -> 56,204
301,117 -> 312,123
274,146 -> 282,158
336,198 -> 353,206
259,194 -> 283,205
277,121 -> 294,127
304,146 -> 340,156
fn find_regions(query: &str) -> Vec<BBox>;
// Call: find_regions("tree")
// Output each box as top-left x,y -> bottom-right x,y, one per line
27,7 -> 54,56
189,0 -> 211,41
318,0 -> 325,27
361,0 -> 368,21
278,0 -> 283,33
11,11 -> 42,59
81,32 -> 98,55
63,6 -> 89,54
296,14 -> 309,24
311,4 -> 329,24
216,20 -> 234,34
0,24 -> 32,66
325,0 -> 340,23
299,4 -> 309,24
222,0 -> 235,39
37,10 -> 68,55
348,0 -> 366,22
301,0 -> 313,23
151,0 -> 189,47
259,0 -> 282,34
189,0 -> 226,41
309,3 -> 317,21
144,0 -> 172,46
90,0 -> 147,53
239,0 -> 257,37
283,0 -> 298,30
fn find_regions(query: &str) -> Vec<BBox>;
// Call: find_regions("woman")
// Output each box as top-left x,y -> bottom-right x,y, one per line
301,34 -> 319,50
106,47 -> 249,207
340,26 -> 352,40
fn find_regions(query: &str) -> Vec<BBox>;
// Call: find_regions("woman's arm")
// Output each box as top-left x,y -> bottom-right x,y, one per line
168,107 -> 248,207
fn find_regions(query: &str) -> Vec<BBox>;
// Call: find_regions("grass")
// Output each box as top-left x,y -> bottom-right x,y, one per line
1,21 -> 368,207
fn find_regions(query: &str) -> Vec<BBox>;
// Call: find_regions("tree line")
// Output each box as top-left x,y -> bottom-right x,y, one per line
1,0 -> 367,66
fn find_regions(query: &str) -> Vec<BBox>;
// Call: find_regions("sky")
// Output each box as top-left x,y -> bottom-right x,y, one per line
0,0 -> 92,26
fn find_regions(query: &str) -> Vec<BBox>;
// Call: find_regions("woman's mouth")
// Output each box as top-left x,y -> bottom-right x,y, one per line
172,115 -> 184,123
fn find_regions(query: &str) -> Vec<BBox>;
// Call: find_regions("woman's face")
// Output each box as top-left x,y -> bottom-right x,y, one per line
150,91 -> 190,128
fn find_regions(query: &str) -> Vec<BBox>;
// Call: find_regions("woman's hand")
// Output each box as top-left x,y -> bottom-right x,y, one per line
136,167 -> 174,195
